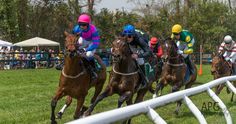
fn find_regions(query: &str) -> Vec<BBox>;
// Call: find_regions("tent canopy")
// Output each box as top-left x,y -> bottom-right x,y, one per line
14,37 -> 60,47
0,39 -> 13,46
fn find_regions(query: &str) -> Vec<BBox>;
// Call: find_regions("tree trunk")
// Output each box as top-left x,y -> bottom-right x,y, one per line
87,0 -> 95,16
183,0 -> 190,26
17,0 -> 28,41
228,0 -> 232,10
176,0 -> 180,22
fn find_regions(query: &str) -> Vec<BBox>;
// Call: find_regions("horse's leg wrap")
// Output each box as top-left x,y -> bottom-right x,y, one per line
57,96 -> 72,119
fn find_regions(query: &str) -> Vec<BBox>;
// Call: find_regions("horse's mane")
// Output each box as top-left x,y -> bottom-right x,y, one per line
165,37 -> 178,49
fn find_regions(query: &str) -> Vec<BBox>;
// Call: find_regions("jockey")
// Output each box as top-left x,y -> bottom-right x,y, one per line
149,37 -> 163,59
121,24 -> 152,88
73,13 -> 100,79
218,35 -> 236,75
171,24 -> 195,75
149,37 -> 163,73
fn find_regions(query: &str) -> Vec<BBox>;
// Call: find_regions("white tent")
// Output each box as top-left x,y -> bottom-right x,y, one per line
0,39 -> 13,46
14,37 -> 60,47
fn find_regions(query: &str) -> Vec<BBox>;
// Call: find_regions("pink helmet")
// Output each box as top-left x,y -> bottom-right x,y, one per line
78,14 -> 91,24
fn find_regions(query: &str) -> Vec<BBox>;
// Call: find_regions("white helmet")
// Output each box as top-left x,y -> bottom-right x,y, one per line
224,35 -> 232,44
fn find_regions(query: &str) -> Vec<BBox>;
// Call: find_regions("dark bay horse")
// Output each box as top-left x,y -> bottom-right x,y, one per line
211,52 -> 235,101
154,38 -> 197,114
83,38 -> 155,123
50,32 -> 106,124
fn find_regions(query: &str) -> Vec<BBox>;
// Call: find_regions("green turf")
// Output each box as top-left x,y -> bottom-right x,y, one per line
0,65 -> 235,124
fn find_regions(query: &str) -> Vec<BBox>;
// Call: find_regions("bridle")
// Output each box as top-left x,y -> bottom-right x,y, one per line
111,39 -> 138,75
63,34 -> 86,78
163,40 -> 183,66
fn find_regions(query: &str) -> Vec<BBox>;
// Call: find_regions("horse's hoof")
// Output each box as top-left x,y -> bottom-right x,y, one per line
56,112 -> 63,119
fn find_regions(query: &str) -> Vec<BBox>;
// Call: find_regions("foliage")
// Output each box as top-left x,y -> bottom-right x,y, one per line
1,0 -> 236,52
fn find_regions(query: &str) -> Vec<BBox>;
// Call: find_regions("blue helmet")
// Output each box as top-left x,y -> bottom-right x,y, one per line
122,24 -> 135,35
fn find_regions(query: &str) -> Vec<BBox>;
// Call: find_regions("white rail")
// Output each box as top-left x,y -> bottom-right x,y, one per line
66,76 -> 236,124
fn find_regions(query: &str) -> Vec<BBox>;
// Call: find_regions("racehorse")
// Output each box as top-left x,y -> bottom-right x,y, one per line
50,31 -> 106,124
154,37 -> 197,114
211,52 -> 235,101
83,38 -> 156,123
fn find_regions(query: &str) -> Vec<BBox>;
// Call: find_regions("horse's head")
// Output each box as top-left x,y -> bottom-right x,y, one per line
161,37 -> 179,62
64,31 -> 80,58
111,39 -> 131,62
211,52 -> 224,75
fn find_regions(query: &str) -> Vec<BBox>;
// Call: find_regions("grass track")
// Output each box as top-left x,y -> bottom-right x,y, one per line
0,65 -> 235,124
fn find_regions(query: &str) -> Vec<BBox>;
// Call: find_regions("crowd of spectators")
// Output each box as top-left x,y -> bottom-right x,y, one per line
0,47 -> 111,70
0,47 -> 63,70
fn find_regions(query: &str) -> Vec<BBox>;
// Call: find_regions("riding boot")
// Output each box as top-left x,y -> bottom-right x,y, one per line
138,65 -> 148,89
185,56 -> 194,75
89,59 -> 98,79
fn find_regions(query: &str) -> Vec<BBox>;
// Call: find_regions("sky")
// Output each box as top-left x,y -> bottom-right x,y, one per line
95,0 -> 135,12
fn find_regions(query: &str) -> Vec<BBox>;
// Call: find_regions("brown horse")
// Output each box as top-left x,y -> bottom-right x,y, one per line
154,38 -> 197,114
83,38 -> 156,123
211,52 -> 235,101
50,32 -> 106,124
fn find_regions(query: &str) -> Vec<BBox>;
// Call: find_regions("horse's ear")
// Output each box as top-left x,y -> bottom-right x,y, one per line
68,22 -> 74,31
64,31 -> 69,36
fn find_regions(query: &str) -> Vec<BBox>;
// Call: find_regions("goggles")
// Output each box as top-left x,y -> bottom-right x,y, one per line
78,22 -> 88,27
122,34 -> 134,38
173,33 -> 180,35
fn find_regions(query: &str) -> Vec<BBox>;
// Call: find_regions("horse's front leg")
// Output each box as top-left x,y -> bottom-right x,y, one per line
56,96 -> 72,119
118,91 -> 132,124
74,97 -> 86,119
171,83 -> 181,115
215,84 -> 224,95
51,87 -> 65,124
91,80 -> 104,104
118,91 -> 132,108
153,79 -> 164,98
83,86 -> 112,117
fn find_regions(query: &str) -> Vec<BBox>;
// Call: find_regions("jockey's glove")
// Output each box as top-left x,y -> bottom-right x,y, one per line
177,50 -> 184,55
86,51 -> 94,57
225,57 -> 230,61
